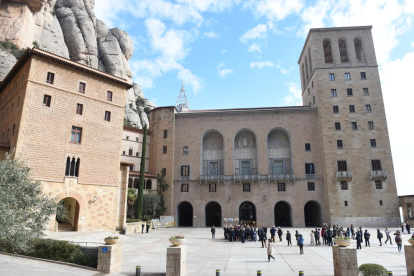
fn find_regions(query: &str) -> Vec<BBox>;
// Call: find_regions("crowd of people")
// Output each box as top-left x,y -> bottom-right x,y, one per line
210,222 -> 413,257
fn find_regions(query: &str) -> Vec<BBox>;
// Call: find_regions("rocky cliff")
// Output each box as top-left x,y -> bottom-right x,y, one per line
0,0 -> 153,128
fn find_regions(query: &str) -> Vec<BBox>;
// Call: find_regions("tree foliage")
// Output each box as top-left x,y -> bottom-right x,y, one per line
0,154 -> 60,253
0,40 -> 25,59
142,194 -> 161,217
358,264 -> 388,276
156,172 -> 169,216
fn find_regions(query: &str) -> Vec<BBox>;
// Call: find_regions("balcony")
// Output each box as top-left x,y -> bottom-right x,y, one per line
336,171 -> 353,180
199,175 -> 232,184
370,170 -> 388,180
180,176 -> 190,181
267,174 -> 296,183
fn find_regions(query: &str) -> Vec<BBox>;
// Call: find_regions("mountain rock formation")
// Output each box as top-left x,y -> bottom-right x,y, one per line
0,0 -> 153,128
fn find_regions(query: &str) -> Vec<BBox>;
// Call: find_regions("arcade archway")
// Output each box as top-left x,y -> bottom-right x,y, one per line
239,201 -> 256,223
274,201 -> 292,227
304,201 -> 322,227
205,201 -> 221,227
177,201 -> 193,226
56,197 -> 79,231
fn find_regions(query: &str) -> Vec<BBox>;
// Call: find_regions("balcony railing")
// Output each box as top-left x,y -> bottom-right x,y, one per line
180,176 -> 190,181
336,171 -> 353,180
370,170 -> 388,180
234,168 -> 258,175
267,174 -> 296,183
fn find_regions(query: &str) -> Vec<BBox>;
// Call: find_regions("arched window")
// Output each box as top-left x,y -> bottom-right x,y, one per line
75,158 -> 80,177
323,39 -> 333,63
354,38 -> 365,61
65,157 -> 70,176
145,179 -> 152,190
308,48 -> 313,73
128,178 -> 133,188
305,56 -> 309,82
70,157 -> 76,176
202,131 -> 224,176
301,64 -> 305,88
338,38 -> 348,62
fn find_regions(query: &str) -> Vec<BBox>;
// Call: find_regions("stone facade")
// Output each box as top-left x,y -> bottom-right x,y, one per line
148,26 -> 399,228
0,48 -> 132,232
405,245 -> 414,276
332,246 -> 358,276
166,245 -> 186,276
98,243 -> 123,273
399,195 -> 414,225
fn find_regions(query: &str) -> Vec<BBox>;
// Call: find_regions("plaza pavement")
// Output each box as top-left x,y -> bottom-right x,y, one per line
0,227 -> 410,276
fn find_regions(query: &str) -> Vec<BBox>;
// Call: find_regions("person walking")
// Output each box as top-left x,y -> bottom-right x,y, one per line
146,221 -> 150,233
321,226 -> 326,245
310,230 -> 315,246
277,227 -> 283,242
327,227 -> 333,246
252,228 -> 257,242
394,230 -> 403,252
315,228 -> 320,246
298,235 -> 304,254
364,230 -> 370,247
346,227 -> 351,238
260,229 -> 267,248
270,226 -> 276,243
211,225 -> 216,239
351,224 -> 355,240
359,227 -> 364,243
286,231 -> 292,246
384,227 -> 393,245
356,230 -> 362,250
407,222 -> 411,234
141,222 -> 145,233
295,230 -> 299,246
267,239 -> 276,261
377,229 -> 383,246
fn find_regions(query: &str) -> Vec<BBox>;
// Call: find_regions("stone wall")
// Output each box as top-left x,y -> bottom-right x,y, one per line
98,243 -> 123,273
399,196 -> 414,225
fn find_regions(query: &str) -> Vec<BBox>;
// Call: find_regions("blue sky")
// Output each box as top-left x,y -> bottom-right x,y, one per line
95,0 -> 414,196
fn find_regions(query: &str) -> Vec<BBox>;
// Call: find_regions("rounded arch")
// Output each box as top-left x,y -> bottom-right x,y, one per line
354,37 -> 365,61
267,127 -> 293,175
57,197 -> 80,231
177,201 -> 193,227
233,128 -> 259,175
239,201 -> 256,224
338,38 -> 349,62
304,200 -> 322,227
145,179 -> 152,190
201,129 -> 225,176
205,201 -> 222,227
323,38 -> 333,63
305,56 -> 309,82
308,47 -> 313,73
274,201 -> 292,227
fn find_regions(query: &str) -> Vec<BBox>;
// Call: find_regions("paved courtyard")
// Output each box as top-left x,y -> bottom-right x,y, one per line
0,227 -> 410,276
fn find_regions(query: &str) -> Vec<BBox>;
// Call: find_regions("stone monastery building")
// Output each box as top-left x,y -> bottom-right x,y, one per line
0,26 -> 399,232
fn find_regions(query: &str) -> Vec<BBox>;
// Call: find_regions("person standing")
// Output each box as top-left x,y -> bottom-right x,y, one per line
241,228 -> 246,243
267,239 -> 275,261
310,230 -> 315,246
356,230 -> 362,250
384,227 -> 393,245
260,229 -> 267,248
211,225 -> 216,239
295,230 -> 299,246
252,228 -> 257,242
407,222 -> 411,234
394,230 -> 403,252
286,231 -> 292,246
277,227 -> 283,242
321,226 -> 326,245
359,227 -> 364,243
298,235 -> 304,254
315,229 -> 320,246
270,226 -> 276,243
351,224 -> 355,239
364,230 -> 370,247
146,221 -> 150,233
377,229 -> 383,246
141,222 -> 145,233
327,227 -> 333,246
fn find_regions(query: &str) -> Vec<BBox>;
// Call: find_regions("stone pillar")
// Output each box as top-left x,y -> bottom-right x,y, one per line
405,245 -> 414,276
332,246 -> 358,276
97,243 -> 123,273
167,245 -> 186,276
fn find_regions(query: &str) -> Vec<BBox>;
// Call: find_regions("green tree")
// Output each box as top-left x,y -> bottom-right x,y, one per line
0,154 -> 60,253
142,194 -> 161,217
156,172 -> 169,216
135,124 -> 148,219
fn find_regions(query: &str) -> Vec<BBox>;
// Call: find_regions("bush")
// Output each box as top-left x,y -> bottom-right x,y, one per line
126,218 -> 142,223
358,264 -> 388,276
0,40 -> 24,59
26,239 -> 96,268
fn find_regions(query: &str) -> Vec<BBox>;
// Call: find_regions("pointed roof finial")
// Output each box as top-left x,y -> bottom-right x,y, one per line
175,82 -> 190,112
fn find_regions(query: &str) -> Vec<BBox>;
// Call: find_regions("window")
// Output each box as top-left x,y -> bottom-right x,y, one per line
360,72 -> 366,79
136,137 -> 139,142
379,200 -> 383,206
278,182 -> 286,191
146,180 -> 152,190
345,73 -> 351,80
78,82 -> 86,93
181,184 -> 189,192
70,126 -> 82,143
107,91 -> 113,101
313,96 -> 316,105
365,104 -> 372,113
349,105 -> 355,113
305,163 -> 315,178
163,130 -> 168,138
65,157 -> 80,177
305,143 -> 311,151
12,124 -> 15,136
136,152 -> 139,157
371,160 -> 382,171
308,88 -> 310,96
331,89 -> 337,97
17,97 -> 20,108
363,88 -> 369,96
341,181 -> 348,190
351,122 -> 358,130
354,38 -> 365,61
335,122 -> 341,130
183,146 -> 189,155
241,160 -> 252,175
11,103 -> 14,113
104,111 -> 111,121
305,57 -> 309,82
368,121 -> 374,130
312,81 -> 314,89
209,183 -> 217,192
338,38 -> 348,62
243,183 -> 250,192
21,74 -> 25,84
43,95 -> 51,107
181,166 -> 190,177
130,165 -> 134,171
375,180 -> 383,189
370,139 -> 377,147
337,161 -> 348,171
337,140 -> 343,148
161,168 -> 166,176
76,103 -> 83,115
347,88 -> 353,96
46,72 -> 54,84
122,151 -> 125,155
344,201 -> 348,206
163,146 -> 167,154
323,39 -> 333,63
126,136 -> 129,140
128,148 -> 133,155
333,106 -> 339,114
329,73 -> 335,81
307,182 -> 315,191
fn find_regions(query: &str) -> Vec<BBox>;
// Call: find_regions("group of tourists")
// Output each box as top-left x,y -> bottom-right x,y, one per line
211,222 -> 413,259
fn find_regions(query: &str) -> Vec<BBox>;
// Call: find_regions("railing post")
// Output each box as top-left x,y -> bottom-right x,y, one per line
216,269 -> 221,276
136,265 -> 141,276
257,270 -> 262,276
299,271 -> 304,276
387,272 -> 392,276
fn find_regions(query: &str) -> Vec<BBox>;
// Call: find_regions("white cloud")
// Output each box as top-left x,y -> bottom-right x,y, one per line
239,24 -> 268,43
177,69 -> 203,93
282,82 -> 302,106
411,42 -> 414,47
217,63 -> 234,78
280,68 -> 289,74
250,61 -> 275,69
203,31 -> 220,38
248,43 -> 262,53
221,49 -> 228,54
244,0 -> 305,22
